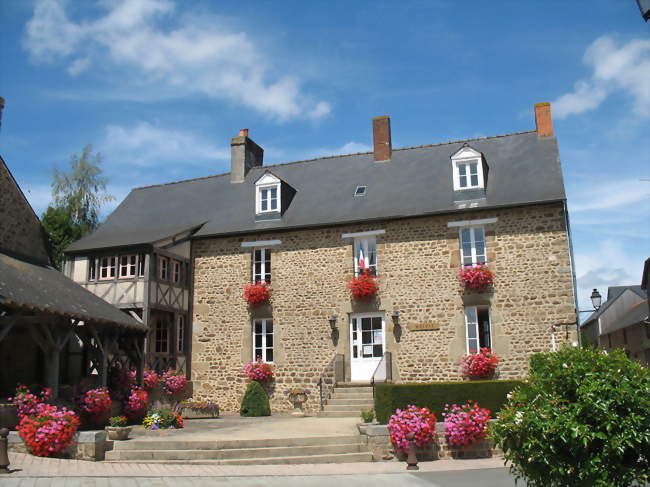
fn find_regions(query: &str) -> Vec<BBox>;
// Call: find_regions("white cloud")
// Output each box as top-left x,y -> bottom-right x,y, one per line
101,121 -> 229,167
553,36 -> 650,119
568,178 -> 649,212
23,0 -> 330,121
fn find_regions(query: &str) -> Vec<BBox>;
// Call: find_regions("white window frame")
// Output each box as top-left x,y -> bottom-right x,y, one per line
255,173 -> 282,214
138,253 -> 146,277
88,257 -> 97,281
119,254 -> 137,279
253,248 -> 271,283
465,306 -> 491,354
353,237 -> 377,276
459,226 -> 487,266
253,319 -> 274,363
172,259 -> 181,284
451,147 -> 485,191
99,256 -> 116,280
176,315 -> 185,354
159,256 -> 169,281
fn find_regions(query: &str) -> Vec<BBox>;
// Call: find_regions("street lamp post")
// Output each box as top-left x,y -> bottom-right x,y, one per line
552,288 -> 602,347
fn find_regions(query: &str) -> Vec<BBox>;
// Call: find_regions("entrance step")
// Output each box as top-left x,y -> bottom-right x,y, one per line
318,384 -> 374,418
105,434 -> 371,465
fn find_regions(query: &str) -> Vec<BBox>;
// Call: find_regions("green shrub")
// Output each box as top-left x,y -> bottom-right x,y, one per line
360,409 -> 375,423
492,346 -> 650,487
240,381 -> 271,417
374,380 -> 523,424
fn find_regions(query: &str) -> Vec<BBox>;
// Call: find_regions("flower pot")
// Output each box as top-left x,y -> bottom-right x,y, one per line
288,394 -> 307,417
357,422 -> 371,435
105,426 -> 132,441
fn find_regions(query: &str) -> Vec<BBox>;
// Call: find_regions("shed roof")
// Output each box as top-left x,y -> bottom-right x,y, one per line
67,130 -> 566,252
0,252 -> 145,330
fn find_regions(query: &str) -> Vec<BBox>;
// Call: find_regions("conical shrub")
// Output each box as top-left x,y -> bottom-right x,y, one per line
240,381 -> 271,417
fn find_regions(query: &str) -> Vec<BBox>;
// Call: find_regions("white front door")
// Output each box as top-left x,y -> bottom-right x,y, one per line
350,314 -> 385,382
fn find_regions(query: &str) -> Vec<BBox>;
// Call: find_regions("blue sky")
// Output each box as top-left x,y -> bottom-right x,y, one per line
1,0 -> 648,312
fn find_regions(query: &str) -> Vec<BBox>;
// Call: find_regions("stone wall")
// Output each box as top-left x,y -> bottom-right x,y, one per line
191,202 -> 576,414
0,160 -> 49,263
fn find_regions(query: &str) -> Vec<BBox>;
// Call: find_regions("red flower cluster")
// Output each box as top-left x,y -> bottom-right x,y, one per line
143,369 -> 159,391
10,385 -> 52,417
244,281 -> 271,306
461,348 -> 499,379
348,273 -> 379,301
161,369 -> 187,396
387,405 -> 437,453
17,403 -> 80,457
78,387 -> 112,426
442,400 -> 491,447
243,358 -> 274,382
124,387 -> 149,419
458,265 -> 494,292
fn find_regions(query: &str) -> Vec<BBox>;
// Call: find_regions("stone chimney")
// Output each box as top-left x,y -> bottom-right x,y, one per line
231,129 -> 263,183
534,102 -> 554,138
372,115 -> 392,162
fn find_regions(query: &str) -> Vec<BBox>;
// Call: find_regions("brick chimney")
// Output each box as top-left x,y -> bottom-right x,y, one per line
231,129 -> 263,183
372,115 -> 392,162
534,102 -> 554,138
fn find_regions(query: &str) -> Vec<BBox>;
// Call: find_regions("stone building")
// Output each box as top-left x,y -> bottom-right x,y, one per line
65,102 -> 578,414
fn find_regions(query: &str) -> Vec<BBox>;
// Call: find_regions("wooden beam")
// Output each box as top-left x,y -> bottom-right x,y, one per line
0,322 -> 15,343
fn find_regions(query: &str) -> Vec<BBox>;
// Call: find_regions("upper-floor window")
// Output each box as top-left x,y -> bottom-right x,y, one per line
88,257 -> 97,280
465,306 -> 491,354
119,254 -> 137,279
99,256 -> 116,280
172,260 -> 182,284
138,253 -> 146,277
451,146 -> 485,191
176,314 -> 185,354
255,173 -> 281,214
159,256 -> 169,281
253,248 -> 271,283
459,227 -> 486,266
253,319 -> 273,363
354,237 -> 377,276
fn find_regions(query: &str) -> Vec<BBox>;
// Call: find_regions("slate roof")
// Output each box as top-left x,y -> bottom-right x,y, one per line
582,285 -> 646,326
0,251 -> 145,330
66,130 -> 566,253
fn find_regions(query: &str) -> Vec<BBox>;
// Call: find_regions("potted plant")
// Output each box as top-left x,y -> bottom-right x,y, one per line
244,281 -> 271,306
442,401 -> 491,450
388,405 -> 438,461
105,415 -> 132,441
161,369 -> 187,397
458,265 -> 494,292
358,408 -> 375,434
461,348 -> 499,380
78,387 -> 112,428
143,409 -> 184,431
284,387 -> 311,417
124,387 -> 149,422
243,358 -> 274,383
348,271 -> 379,301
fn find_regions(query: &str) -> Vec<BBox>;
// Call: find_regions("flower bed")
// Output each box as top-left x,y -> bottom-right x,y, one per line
387,404 -> 437,453
78,387 -> 112,427
461,348 -> 499,379
244,281 -> 271,306
143,409 -> 184,430
161,369 -> 187,396
458,265 -> 494,292
17,403 -> 80,457
243,358 -> 274,382
348,272 -> 379,301
10,385 -> 51,417
442,401 -> 491,447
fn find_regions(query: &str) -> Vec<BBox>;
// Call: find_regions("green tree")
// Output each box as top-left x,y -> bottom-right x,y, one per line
41,145 -> 114,269
492,346 -> 650,487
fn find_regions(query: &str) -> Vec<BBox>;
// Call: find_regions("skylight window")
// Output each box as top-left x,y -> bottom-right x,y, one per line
354,186 -> 367,197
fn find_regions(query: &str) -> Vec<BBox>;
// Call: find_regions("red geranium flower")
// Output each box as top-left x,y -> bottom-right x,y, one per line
244,281 -> 271,306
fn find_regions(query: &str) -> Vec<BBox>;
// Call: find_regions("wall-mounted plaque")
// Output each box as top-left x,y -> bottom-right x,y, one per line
408,323 -> 440,331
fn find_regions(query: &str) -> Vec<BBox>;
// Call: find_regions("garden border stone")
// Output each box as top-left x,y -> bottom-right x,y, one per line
8,429 -> 107,461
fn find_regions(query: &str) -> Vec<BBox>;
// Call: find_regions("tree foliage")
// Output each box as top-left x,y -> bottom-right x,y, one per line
41,145 -> 114,269
492,346 -> 650,487
239,381 -> 271,417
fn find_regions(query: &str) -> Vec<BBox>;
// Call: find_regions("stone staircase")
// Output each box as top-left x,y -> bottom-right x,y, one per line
318,384 -> 374,418
105,435 -> 372,464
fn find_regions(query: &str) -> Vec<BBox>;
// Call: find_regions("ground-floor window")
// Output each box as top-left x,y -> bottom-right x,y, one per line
465,306 -> 491,354
253,319 -> 273,362
155,319 -> 169,353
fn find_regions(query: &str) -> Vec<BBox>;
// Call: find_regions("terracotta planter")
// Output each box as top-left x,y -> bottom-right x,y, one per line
0,403 -> 18,430
105,426 -> 132,441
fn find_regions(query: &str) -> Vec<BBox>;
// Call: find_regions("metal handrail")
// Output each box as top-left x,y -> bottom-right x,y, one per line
370,351 -> 391,401
318,354 -> 337,411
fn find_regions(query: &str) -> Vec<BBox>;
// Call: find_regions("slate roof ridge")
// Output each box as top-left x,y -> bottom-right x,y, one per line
131,130 -> 537,192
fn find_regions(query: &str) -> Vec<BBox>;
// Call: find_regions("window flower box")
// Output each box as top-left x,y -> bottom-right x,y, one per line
458,265 -> 494,292
348,272 -> 379,301
244,281 -> 271,306
461,348 -> 499,380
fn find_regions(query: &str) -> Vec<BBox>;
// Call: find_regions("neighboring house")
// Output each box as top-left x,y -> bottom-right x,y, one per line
0,154 -> 146,399
582,284 -> 650,364
65,102 -> 578,413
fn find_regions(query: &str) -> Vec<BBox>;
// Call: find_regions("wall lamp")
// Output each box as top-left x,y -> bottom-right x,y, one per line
392,310 -> 402,343
329,315 -> 338,331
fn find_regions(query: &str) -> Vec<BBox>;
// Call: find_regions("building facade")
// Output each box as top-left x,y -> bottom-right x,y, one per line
66,102 -> 578,413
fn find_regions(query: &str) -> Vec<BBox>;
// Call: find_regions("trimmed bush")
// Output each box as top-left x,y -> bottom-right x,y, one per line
240,381 -> 271,417
375,380 -> 523,424
493,347 -> 650,487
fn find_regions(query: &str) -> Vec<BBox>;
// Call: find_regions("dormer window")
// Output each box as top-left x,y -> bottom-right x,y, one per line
255,173 -> 281,215
451,146 -> 486,191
